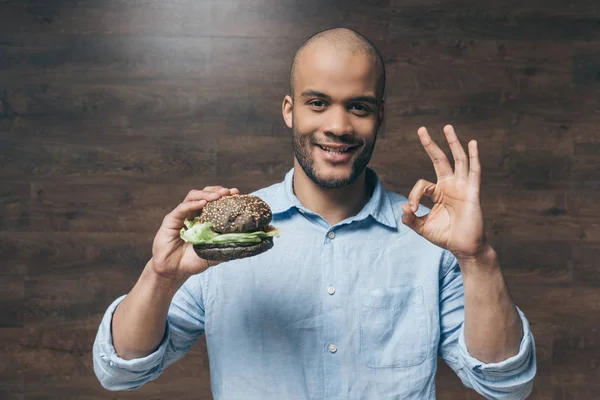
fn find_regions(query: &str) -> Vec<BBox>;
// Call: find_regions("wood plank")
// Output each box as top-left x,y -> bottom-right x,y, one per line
17,233 -> 152,326
382,37 -> 573,87
573,142 -> 600,190
0,0 -> 212,37
546,313 -> 600,386
4,0 -> 599,40
511,285 -> 600,321
573,51 -> 600,87
0,276 -> 24,328
0,35 -> 212,84
572,121 -> 600,144
0,133 -> 217,183
0,0 -> 393,39
25,267 -> 141,326
392,0 -> 600,15
487,216 -> 584,243
21,321 -> 211,398
504,148 -> 572,191
0,182 -> 30,233
216,135 -> 293,193
0,83 -> 289,137
498,240 -> 571,285
485,190 -> 568,219
27,181 -> 202,233
582,223 -> 600,242
572,243 -> 600,286
1,83 -> 217,122
0,232 -> 149,275
390,4 -> 600,41
0,328 -> 25,397
552,387 -> 600,400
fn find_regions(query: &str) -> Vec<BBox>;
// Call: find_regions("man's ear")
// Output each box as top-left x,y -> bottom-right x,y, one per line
282,95 -> 293,129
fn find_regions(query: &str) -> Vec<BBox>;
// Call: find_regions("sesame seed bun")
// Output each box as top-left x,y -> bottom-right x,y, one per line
198,194 -> 272,234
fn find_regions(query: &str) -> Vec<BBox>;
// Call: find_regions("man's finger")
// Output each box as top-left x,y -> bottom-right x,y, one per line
184,189 -> 216,202
203,185 -> 224,191
163,200 -> 208,229
401,203 -> 427,236
407,179 -> 436,212
418,127 -> 454,180
443,125 -> 468,180
202,186 -> 239,196
184,189 -> 229,203
468,140 -> 481,192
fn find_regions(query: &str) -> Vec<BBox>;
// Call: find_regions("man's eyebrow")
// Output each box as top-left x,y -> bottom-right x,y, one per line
299,90 -> 331,100
350,96 -> 379,105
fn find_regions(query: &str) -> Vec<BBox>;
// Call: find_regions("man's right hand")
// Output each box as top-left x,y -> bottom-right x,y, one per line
150,186 -> 240,283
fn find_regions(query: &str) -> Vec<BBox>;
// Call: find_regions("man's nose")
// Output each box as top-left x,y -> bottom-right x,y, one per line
323,105 -> 353,136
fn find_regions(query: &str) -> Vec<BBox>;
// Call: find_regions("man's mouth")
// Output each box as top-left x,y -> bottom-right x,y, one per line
316,144 -> 359,155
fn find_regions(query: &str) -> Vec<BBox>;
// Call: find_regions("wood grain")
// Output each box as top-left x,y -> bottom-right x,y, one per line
1,0 -> 599,398
0,328 -> 25,397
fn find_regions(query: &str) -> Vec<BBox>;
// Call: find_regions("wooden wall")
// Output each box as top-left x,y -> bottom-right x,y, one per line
1,0 -> 599,398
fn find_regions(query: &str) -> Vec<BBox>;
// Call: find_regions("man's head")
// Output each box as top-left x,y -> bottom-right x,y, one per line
282,28 -> 386,189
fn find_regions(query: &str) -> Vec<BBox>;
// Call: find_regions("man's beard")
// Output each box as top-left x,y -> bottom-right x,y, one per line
292,123 -> 377,189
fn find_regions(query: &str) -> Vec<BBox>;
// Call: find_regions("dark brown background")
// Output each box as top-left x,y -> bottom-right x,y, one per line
1,0 -> 599,399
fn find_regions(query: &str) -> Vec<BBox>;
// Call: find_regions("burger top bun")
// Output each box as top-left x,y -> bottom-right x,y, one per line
197,194 -> 272,234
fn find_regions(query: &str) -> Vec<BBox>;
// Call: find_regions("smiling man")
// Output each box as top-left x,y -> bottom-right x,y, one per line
93,28 -> 536,399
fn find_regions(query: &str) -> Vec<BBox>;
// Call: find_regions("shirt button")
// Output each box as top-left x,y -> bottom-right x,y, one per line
329,344 -> 337,353
327,231 -> 335,239
327,287 -> 336,295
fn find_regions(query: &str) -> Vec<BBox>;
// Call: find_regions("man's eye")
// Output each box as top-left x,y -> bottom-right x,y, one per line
350,104 -> 371,114
310,100 -> 326,108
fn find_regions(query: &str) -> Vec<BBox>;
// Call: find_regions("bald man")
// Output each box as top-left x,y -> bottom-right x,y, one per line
93,28 -> 536,399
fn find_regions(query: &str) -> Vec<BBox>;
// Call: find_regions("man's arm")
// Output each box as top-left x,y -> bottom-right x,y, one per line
111,260 -> 183,360
92,264 -> 207,391
438,250 -> 536,400
400,124 -> 537,396
459,245 -> 523,363
93,186 -> 238,390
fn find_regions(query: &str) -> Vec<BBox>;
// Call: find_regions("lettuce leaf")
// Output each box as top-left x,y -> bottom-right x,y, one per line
180,220 -> 280,245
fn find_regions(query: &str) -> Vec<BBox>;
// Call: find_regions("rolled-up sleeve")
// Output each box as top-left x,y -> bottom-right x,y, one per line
438,252 -> 537,400
92,275 -> 207,391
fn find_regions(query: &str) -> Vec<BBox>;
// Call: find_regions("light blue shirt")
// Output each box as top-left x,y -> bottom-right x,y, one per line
93,168 -> 536,399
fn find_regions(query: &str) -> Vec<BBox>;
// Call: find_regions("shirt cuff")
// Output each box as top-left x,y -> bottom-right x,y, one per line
458,306 -> 534,376
95,294 -> 171,373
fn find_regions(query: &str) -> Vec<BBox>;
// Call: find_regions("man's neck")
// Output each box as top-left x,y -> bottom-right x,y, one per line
292,161 -> 371,226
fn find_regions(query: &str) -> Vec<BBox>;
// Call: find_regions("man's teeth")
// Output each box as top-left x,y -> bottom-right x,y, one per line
320,145 -> 350,154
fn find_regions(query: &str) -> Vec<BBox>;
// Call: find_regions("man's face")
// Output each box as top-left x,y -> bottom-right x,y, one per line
284,46 -> 383,189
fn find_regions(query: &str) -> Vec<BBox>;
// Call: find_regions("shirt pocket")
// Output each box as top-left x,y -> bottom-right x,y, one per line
359,285 -> 428,368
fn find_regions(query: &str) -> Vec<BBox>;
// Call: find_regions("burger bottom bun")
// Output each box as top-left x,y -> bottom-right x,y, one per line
193,237 -> 274,261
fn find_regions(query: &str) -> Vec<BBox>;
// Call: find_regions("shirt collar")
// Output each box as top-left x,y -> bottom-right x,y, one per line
270,167 -> 398,229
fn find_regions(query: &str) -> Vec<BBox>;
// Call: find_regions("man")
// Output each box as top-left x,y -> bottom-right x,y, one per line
93,28 -> 536,399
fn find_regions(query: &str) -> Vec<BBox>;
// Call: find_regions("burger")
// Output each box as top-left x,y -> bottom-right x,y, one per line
180,194 -> 280,261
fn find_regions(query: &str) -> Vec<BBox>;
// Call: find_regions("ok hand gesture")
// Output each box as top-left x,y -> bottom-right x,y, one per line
401,125 -> 489,262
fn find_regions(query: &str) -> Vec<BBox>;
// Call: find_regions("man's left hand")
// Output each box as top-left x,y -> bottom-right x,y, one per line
401,124 -> 490,263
